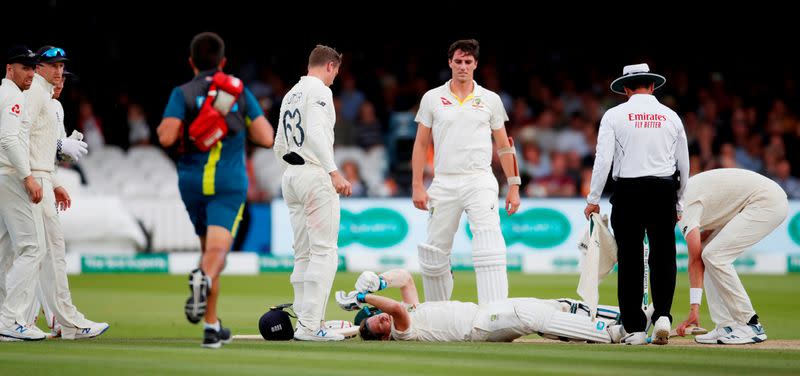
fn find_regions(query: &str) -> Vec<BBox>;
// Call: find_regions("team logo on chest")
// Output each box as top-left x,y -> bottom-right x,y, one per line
440,97 -> 452,106
472,97 -> 483,109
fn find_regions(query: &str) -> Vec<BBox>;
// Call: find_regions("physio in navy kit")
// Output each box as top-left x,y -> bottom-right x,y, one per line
157,32 -> 274,348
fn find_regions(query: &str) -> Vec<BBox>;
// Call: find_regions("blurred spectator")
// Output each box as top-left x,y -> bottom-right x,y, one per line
520,141 -> 550,181
354,101 -> 383,151
341,160 -> 367,197
78,99 -> 105,151
339,73 -> 366,122
528,152 -> 575,197
556,112 -> 590,157
128,103 -> 151,146
333,96 -> 356,147
771,159 -> 800,199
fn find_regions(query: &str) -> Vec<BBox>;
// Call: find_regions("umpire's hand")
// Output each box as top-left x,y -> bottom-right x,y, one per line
584,203 -> 600,220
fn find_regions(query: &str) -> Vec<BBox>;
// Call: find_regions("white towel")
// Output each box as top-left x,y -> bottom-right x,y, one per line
577,213 -> 617,318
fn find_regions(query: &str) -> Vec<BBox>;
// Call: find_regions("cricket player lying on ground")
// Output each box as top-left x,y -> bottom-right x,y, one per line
336,269 -> 627,343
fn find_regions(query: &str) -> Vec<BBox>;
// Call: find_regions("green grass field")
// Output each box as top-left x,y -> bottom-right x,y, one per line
1,272 -> 799,375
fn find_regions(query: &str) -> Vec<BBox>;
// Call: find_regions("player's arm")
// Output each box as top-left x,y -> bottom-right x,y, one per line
674,116 -> 690,216
306,92 -> 351,196
1,99 -> 40,203
243,88 -> 274,148
585,113 -> 614,219
158,88 -> 186,148
356,269 -> 420,305
363,294 -> 411,332
411,124 -> 432,210
677,226 -> 704,336
492,127 -> 521,215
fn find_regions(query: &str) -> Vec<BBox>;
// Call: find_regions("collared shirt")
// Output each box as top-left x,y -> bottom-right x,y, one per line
588,94 -> 689,209
274,75 -> 337,173
415,80 -> 508,175
0,78 -> 31,178
26,74 -> 61,180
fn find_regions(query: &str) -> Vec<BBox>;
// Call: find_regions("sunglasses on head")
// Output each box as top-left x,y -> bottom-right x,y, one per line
42,47 -> 66,58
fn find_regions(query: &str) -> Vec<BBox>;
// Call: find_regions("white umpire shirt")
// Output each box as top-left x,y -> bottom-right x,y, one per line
587,94 -> 689,210
273,75 -> 337,173
0,78 -> 32,179
415,80 -> 508,175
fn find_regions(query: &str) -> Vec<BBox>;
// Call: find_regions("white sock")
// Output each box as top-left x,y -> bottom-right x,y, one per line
204,321 -> 220,332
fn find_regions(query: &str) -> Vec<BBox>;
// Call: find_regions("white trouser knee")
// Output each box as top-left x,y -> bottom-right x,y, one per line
472,230 -> 508,304
541,311 -> 612,343
418,244 -> 452,302
299,249 -> 337,331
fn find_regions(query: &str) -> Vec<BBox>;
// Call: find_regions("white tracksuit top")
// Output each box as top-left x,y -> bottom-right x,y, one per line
274,75 -> 337,173
26,74 -> 63,187
415,80 -> 508,175
0,78 -> 32,179
588,94 -> 690,210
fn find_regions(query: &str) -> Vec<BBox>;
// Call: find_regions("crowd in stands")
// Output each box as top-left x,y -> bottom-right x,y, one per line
59,52 -> 800,202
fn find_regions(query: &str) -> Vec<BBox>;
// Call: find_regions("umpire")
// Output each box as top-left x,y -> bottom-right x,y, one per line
584,63 -> 689,345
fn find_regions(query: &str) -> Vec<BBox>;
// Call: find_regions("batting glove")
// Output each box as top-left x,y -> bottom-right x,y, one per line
355,271 -> 387,293
335,290 -> 366,311
57,138 -> 88,163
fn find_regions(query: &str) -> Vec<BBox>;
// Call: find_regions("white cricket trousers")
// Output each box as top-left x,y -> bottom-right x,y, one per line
282,164 -> 339,331
424,171 -> 508,304
0,174 -> 46,327
703,186 -> 788,327
23,174 -> 92,337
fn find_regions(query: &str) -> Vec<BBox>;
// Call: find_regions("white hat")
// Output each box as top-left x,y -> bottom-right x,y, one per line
610,63 -> 666,95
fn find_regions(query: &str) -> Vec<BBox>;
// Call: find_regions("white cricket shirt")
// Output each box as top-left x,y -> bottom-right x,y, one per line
274,75 -> 337,173
0,78 -> 31,178
677,168 -> 787,236
390,301 -> 479,342
415,80 -> 508,174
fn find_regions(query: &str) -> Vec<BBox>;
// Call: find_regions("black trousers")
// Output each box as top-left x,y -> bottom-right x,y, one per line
610,177 -> 677,333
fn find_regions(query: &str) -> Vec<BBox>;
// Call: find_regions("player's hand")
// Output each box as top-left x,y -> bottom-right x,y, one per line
505,185 -> 520,215
57,138 -> 88,163
676,305 -> 701,336
23,176 -> 42,204
584,203 -> 600,220
412,184 -> 429,211
356,271 -> 385,293
54,186 -> 71,211
330,171 -> 352,197
335,290 -> 364,311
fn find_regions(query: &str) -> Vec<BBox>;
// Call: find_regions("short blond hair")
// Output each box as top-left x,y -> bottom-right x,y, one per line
308,44 -> 342,68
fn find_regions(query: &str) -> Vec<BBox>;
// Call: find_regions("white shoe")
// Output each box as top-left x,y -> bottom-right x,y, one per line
293,327 -> 345,342
73,322 -> 110,340
695,326 -> 733,344
717,324 -> 767,345
607,324 -> 627,343
651,316 -> 670,345
621,331 -> 648,345
0,322 -> 46,341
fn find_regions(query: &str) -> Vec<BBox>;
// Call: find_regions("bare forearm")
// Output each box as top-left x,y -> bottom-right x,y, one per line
411,138 -> 429,187
248,116 -> 274,148
686,229 -> 705,288
380,269 -> 419,305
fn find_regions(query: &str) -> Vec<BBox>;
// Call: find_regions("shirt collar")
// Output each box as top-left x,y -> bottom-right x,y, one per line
34,73 -> 54,94
302,75 -> 326,87
628,93 -> 656,102
1,78 -> 23,94
446,80 -> 482,105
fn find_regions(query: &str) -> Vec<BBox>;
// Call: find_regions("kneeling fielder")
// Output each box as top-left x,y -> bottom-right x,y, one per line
676,168 -> 788,344
336,269 -> 624,343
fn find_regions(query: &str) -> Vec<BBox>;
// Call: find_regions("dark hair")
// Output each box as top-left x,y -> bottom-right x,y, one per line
622,76 -> 656,91
190,32 -> 225,71
448,39 -> 480,60
358,318 -> 382,341
308,44 -> 342,68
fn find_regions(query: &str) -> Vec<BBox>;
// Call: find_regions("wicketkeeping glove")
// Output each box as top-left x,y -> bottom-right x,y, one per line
355,271 -> 387,293
335,290 -> 367,311
57,137 -> 88,163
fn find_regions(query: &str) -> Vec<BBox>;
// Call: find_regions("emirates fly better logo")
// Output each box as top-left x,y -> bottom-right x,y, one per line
339,208 -> 409,248
466,208 -> 571,248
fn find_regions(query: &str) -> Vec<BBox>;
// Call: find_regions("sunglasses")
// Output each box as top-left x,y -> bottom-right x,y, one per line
41,47 -> 66,58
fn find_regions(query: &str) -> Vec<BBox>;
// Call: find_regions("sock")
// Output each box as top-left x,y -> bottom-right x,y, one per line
204,321 -> 220,332
748,314 -> 759,325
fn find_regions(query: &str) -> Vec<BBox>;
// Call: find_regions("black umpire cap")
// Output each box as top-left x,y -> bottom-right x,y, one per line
7,45 -> 38,67
36,45 -> 69,63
